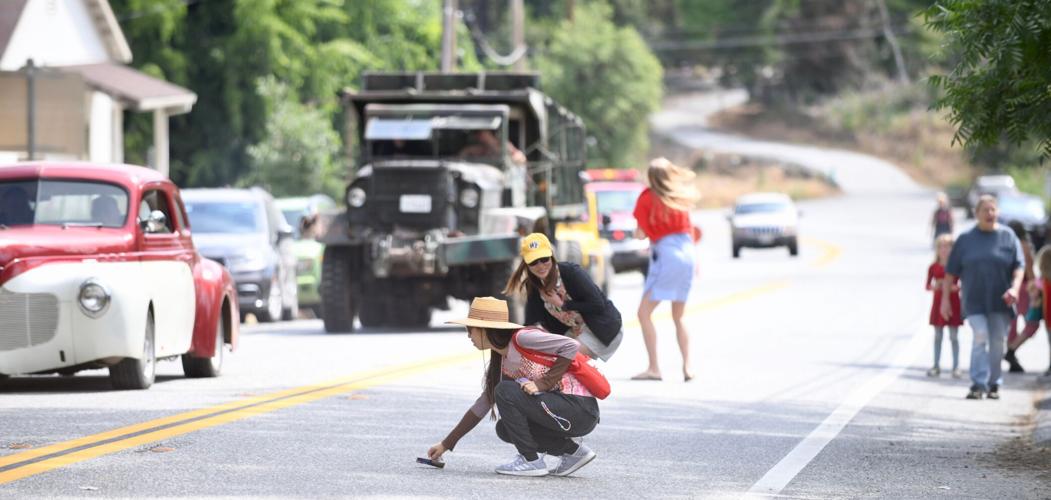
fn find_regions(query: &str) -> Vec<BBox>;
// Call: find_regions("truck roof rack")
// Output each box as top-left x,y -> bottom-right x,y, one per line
361,72 -> 540,93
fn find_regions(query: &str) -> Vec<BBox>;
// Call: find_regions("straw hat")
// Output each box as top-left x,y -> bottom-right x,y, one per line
446,296 -> 524,329
521,233 -> 554,264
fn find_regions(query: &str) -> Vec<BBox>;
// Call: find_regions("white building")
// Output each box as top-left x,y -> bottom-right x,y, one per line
0,0 -> 196,176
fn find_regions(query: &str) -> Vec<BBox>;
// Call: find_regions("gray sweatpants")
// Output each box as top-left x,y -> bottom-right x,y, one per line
493,380 -> 599,460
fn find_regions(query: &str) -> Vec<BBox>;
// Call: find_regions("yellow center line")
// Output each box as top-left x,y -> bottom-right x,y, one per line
0,351 -> 477,485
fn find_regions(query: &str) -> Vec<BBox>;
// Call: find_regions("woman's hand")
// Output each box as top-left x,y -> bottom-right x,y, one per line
427,442 -> 447,462
519,379 -> 541,395
1003,287 -> 1019,306
541,289 -> 564,308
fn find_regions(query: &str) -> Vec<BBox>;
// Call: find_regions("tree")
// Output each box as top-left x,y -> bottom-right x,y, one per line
535,2 -> 662,167
924,0 -> 1051,158
242,78 -> 343,198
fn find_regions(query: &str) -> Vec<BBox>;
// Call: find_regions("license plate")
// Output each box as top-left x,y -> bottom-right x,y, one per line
399,194 -> 431,213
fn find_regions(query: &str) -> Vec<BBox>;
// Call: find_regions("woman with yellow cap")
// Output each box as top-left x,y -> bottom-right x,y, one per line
503,233 -> 623,361
426,297 -> 601,477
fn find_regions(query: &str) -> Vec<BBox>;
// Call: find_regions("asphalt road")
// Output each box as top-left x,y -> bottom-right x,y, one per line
2,95 -> 1050,499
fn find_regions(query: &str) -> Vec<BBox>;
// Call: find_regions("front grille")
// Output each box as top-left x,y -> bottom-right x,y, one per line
748,226 -> 783,236
0,290 -> 59,351
369,168 -> 452,229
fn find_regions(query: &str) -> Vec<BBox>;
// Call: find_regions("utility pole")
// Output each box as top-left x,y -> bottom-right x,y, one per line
511,0 -> 525,71
875,0 -> 909,85
441,0 -> 458,73
25,59 -> 36,161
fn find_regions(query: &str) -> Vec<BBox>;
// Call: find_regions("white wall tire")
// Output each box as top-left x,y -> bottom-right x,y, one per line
109,311 -> 156,390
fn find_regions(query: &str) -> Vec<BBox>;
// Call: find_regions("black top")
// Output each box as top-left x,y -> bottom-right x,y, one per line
525,262 -> 622,346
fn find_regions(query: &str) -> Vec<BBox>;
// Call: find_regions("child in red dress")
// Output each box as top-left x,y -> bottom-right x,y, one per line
927,234 -> 963,377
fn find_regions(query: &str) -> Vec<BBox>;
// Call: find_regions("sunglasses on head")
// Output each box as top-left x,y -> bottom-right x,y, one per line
528,256 -> 551,267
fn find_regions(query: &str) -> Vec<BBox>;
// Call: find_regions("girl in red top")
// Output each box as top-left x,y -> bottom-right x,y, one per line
631,158 -> 701,382
927,233 -> 963,378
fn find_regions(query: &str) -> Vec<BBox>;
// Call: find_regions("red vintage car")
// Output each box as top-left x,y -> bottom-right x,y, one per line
0,162 -> 239,389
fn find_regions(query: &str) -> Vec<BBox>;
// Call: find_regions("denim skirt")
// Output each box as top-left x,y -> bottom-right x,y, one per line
643,232 -> 695,302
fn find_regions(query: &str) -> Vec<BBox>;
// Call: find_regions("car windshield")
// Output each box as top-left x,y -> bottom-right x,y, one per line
596,189 -> 642,214
0,179 -> 129,228
735,202 -> 792,215
998,196 -> 1045,220
184,201 -> 265,234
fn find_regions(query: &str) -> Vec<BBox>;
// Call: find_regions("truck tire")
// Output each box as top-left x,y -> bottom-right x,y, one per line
358,295 -> 386,328
321,247 -> 357,333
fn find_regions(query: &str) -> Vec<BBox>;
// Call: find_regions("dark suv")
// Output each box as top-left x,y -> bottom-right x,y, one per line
182,187 -> 298,322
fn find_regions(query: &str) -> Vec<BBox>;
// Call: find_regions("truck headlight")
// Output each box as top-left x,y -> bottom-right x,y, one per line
347,187 -> 367,208
78,279 -> 111,317
459,187 -> 479,208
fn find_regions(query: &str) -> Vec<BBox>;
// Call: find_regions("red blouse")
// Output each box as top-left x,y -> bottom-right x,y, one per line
633,188 -> 692,242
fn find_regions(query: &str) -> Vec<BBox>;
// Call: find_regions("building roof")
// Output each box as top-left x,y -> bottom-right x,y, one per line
0,0 -> 28,59
61,62 -> 196,114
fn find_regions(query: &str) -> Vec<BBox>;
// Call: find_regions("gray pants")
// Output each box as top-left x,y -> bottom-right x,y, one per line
493,380 -> 599,460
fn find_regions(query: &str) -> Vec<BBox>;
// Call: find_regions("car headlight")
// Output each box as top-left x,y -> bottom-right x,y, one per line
78,279 -> 111,317
347,187 -> 367,208
229,250 -> 268,272
459,187 -> 479,208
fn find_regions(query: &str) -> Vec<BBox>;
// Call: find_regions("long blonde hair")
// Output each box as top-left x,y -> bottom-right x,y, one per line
502,256 -> 560,297
647,157 -> 700,211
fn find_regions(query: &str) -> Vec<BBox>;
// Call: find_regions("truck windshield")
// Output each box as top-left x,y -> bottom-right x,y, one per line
0,180 -> 129,228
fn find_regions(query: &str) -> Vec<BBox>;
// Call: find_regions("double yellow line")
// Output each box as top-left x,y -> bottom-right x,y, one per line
0,237 -> 841,485
0,351 -> 476,484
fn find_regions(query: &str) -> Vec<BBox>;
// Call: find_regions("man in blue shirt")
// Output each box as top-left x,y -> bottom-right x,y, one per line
943,195 -> 1024,400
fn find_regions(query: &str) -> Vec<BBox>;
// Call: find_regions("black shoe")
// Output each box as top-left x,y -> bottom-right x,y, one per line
1005,349 -> 1025,373
966,385 -> 984,400
987,384 -> 1000,400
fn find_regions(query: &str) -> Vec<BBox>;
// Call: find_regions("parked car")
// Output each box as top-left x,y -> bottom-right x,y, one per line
585,169 -> 650,274
729,192 -> 800,258
182,188 -> 298,323
0,162 -> 239,389
966,174 -> 1017,218
276,194 -> 337,317
996,192 -> 1048,246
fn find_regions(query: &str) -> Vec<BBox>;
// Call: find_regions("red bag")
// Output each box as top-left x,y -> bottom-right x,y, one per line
511,333 -> 611,399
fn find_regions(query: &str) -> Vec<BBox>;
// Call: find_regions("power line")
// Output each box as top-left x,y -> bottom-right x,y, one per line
649,24 -> 914,52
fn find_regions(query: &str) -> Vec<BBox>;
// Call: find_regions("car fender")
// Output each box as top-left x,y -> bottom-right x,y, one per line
188,256 -> 239,357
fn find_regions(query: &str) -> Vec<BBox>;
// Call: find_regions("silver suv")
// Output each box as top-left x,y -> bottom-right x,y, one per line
728,193 -> 800,258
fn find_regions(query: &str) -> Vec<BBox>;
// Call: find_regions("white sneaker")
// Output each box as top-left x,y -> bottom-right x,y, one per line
952,368 -> 963,379
550,443 -> 597,477
495,454 -> 548,477
926,367 -> 940,377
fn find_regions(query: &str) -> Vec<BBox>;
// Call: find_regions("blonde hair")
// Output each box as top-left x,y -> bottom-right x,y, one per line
934,233 -> 954,263
936,192 -> 948,206
1037,246 -> 1051,280
647,157 -> 700,211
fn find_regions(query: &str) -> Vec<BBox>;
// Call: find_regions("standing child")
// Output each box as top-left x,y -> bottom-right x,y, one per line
928,234 -> 963,377
1007,246 -> 1051,376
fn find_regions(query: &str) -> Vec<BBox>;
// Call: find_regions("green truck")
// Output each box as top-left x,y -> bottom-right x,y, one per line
317,72 -> 588,332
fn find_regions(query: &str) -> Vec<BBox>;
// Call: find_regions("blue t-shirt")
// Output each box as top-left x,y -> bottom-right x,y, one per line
945,225 -> 1023,316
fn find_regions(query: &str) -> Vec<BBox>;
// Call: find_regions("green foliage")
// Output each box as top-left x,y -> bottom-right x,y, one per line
242,78 -> 343,199
536,3 -> 663,167
924,0 -> 1051,158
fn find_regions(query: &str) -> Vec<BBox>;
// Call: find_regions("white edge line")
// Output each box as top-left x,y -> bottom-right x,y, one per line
742,320 -> 928,499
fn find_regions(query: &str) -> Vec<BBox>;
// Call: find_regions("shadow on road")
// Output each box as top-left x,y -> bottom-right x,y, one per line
0,374 -> 183,393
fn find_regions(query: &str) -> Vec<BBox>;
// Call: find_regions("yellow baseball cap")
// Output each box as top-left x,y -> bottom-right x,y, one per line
521,232 -> 554,264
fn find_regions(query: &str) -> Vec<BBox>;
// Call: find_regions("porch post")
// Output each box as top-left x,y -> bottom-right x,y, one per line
152,108 -> 169,177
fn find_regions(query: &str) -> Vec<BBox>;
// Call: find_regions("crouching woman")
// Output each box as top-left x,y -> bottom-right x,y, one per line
427,296 -> 600,477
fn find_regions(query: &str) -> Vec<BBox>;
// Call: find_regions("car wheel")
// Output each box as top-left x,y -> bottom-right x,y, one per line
320,247 -> 357,332
110,311 -> 156,390
257,275 -> 283,323
182,312 -> 224,378
732,245 -> 741,259
788,238 -> 799,257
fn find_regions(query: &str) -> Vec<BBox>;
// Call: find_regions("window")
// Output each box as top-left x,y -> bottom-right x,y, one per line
0,180 -> 128,228
139,190 -> 174,233
183,200 -> 266,234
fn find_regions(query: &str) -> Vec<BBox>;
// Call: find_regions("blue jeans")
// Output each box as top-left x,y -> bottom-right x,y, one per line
966,313 -> 1011,391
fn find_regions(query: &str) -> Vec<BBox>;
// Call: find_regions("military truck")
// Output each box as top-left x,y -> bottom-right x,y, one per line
318,72 -> 588,332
